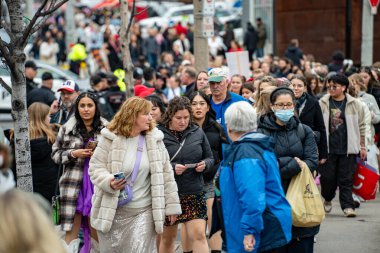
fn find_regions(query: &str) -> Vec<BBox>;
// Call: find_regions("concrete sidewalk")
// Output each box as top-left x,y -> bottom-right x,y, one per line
315,193 -> 380,253
174,193 -> 380,253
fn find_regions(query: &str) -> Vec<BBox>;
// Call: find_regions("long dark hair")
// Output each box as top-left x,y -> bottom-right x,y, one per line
188,91 -> 228,143
188,91 -> 216,119
74,92 -> 103,141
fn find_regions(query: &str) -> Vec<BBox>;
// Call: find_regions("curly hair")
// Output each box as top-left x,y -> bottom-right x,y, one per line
74,92 -> 103,141
160,96 -> 193,128
108,96 -> 155,137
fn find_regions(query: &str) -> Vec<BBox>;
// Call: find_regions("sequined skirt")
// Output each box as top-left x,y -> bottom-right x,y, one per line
98,206 -> 157,253
165,192 -> 207,226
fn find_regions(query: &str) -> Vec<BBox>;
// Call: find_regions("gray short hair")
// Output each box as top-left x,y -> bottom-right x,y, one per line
225,101 -> 257,132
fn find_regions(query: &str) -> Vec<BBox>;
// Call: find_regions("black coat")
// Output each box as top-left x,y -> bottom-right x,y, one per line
257,115 -> 320,239
158,124 -> 214,195
27,86 -> 56,108
257,115 -> 318,192
31,137 -> 59,203
298,93 -> 328,160
243,26 -> 258,51
201,115 -> 228,182
284,46 -> 303,67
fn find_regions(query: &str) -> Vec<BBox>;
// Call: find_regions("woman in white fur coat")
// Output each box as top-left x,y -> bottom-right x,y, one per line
89,97 -> 181,252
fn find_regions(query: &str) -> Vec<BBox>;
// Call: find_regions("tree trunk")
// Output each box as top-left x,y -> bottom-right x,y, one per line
7,0 -> 33,192
120,0 -> 134,98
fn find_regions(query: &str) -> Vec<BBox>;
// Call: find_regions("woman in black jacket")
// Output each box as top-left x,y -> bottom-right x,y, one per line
290,75 -> 328,164
28,102 -> 59,203
186,91 -> 228,252
158,96 -> 214,253
257,87 -> 319,253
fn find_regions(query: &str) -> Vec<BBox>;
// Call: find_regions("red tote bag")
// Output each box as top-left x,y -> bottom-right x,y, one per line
352,159 -> 379,200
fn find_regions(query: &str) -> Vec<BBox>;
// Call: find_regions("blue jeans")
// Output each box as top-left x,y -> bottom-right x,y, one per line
278,236 -> 314,253
256,47 -> 264,58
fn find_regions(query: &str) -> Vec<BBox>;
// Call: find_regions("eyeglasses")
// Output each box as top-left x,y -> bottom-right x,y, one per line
327,85 -> 342,90
273,103 -> 294,109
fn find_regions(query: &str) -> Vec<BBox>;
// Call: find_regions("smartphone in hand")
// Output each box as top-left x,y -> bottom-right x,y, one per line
114,172 -> 125,180
85,140 -> 98,150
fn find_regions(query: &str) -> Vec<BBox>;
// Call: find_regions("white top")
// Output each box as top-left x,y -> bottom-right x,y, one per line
0,168 -> 15,193
122,135 -> 151,208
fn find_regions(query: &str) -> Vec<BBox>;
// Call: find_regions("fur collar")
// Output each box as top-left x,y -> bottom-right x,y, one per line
101,127 -> 164,142
64,117 -> 108,135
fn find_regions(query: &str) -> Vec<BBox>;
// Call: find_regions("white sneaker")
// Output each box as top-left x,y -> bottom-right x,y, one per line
343,208 -> 357,218
324,201 -> 332,213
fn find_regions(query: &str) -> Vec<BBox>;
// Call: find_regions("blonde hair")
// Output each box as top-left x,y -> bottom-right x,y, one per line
256,86 -> 277,117
255,76 -> 277,102
28,103 -> 56,144
108,96 -> 155,137
0,190 -> 65,253
348,73 -> 366,91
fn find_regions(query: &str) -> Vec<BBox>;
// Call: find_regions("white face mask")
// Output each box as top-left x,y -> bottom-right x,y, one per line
0,155 -> 3,168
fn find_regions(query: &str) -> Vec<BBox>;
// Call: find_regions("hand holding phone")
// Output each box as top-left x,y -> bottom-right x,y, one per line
111,172 -> 126,190
85,140 -> 98,151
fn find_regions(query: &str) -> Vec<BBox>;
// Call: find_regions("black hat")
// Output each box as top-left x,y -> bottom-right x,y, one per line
91,74 -> 102,86
25,60 -> 38,70
106,73 -> 118,85
41,72 -> 53,81
270,87 -> 295,104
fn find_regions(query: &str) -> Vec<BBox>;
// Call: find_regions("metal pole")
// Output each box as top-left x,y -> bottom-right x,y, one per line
242,0 -> 252,33
345,0 -> 352,59
65,0 -> 76,47
361,0 -> 373,66
194,0 -> 209,72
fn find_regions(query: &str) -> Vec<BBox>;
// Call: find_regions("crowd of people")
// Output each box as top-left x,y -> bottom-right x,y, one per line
2,3 -> 380,253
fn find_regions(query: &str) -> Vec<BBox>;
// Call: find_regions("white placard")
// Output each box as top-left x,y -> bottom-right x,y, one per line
226,51 -> 251,79
203,0 -> 215,16
202,16 -> 214,37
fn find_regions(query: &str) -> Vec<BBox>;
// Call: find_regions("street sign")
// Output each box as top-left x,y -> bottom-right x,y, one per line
368,0 -> 380,14
202,16 -> 214,37
203,0 -> 215,16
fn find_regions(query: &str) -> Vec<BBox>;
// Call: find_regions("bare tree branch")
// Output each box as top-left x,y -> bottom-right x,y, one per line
126,0 -> 136,37
135,6 -> 148,16
20,0 -> 68,46
40,0 -> 68,17
0,38 -> 12,65
20,0 -> 49,45
0,76 -> 12,94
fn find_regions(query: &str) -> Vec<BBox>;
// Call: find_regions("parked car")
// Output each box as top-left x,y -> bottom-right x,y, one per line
0,60 -> 90,113
139,4 -> 241,39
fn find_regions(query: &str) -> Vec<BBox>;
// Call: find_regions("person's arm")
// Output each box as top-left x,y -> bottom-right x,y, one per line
314,102 -> 328,160
200,131 -> 214,171
233,155 -> 266,241
160,141 -> 182,216
89,135 -> 118,194
302,125 -> 319,172
369,95 -> 380,124
51,126 -> 76,165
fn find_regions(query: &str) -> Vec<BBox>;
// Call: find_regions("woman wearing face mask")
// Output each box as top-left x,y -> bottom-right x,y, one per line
158,96 -> 214,253
257,87 -> 319,253
290,75 -> 328,166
